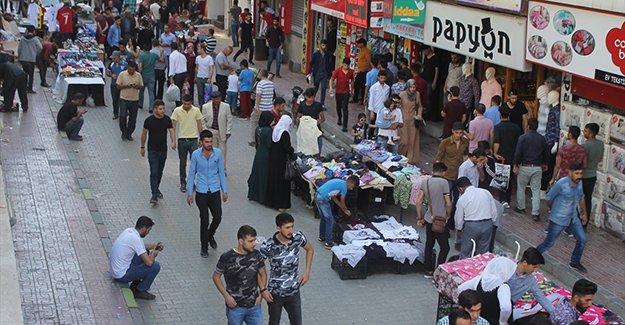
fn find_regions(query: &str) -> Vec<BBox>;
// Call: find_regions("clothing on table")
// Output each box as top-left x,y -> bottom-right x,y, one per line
435,137 -> 469,181
265,132 -> 294,209
260,231 -> 307,297
442,99 -> 467,138
296,116 -> 322,155
215,249 -> 265,308
468,116 -> 493,152
393,175 -> 412,209
331,245 -> 366,267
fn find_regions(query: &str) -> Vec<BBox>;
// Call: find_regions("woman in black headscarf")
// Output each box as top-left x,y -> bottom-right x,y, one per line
247,111 -> 275,204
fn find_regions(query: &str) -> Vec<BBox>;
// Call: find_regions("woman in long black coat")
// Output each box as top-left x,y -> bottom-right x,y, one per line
265,115 -> 294,211
247,111 -> 274,203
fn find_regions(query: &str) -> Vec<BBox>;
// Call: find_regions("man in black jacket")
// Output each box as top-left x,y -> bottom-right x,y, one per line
0,62 -> 28,112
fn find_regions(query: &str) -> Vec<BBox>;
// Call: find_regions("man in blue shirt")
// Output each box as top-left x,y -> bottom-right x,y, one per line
107,16 -> 122,51
159,24 -> 177,57
483,95 -> 501,126
363,56 -> 380,107
315,176 -> 359,248
187,130 -> 228,258
536,162 -> 588,273
107,51 -> 128,119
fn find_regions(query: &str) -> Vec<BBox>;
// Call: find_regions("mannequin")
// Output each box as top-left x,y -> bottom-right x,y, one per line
540,89 -> 561,197
458,62 -> 481,114
479,67 -> 502,107
536,85 -> 550,136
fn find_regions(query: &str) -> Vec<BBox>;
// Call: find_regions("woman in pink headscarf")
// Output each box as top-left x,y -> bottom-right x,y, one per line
184,42 -> 197,97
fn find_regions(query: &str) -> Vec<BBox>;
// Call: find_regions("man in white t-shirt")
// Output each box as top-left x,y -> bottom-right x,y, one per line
194,45 -> 214,107
109,216 -> 163,300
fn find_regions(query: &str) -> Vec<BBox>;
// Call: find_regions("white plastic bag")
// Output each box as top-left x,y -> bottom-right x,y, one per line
165,83 -> 181,102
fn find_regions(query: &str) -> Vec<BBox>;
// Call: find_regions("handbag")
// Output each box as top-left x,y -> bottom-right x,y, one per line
284,158 -> 298,180
426,179 -> 447,233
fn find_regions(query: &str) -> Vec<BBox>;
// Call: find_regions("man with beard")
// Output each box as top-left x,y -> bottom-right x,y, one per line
550,279 -> 597,325
537,162 -> 588,273
260,213 -> 314,325
109,216 -> 163,300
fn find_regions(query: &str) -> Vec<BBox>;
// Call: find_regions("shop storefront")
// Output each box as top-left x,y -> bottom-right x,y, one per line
526,0 -> 625,239
382,0 -> 425,68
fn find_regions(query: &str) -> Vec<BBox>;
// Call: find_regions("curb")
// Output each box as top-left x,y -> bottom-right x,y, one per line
0,167 -> 24,325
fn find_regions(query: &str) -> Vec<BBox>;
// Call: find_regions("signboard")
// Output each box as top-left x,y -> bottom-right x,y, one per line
279,0 -> 291,33
526,1 -> 625,89
392,0 -> 426,25
457,0 -> 525,14
310,0 -> 346,20
345,0 -> 368,28
423,1 -> 531,71
370,1 -> 384,29
383,19 -> 424,42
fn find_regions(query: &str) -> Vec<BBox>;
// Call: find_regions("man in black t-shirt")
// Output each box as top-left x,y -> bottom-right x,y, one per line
422,47 -> 440,118
503,88 -> 528,131
493,108 -> 523,206
56,93 -> 87,141
141,100 -> 175,204
213,225 -> 267,324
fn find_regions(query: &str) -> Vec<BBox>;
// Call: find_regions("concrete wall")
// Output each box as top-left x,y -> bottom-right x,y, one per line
286,33 -> 303,74
206,0 -> 226,20
544,0 -> 625,13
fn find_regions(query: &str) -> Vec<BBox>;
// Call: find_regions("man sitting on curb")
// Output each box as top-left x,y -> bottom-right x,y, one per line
109,216 -> 163,300
56,93 -> 87,141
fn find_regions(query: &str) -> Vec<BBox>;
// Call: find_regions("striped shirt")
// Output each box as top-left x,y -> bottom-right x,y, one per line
256,79 -> 274,111
205,36 -> 217,53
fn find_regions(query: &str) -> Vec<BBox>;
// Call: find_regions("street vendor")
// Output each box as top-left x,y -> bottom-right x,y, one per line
315,176 -> 359,250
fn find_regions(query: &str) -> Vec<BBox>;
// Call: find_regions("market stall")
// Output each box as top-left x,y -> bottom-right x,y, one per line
53,29 -> 106,105
433,253 -> 625,324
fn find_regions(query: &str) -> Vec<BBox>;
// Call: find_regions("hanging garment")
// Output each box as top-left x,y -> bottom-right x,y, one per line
296,116 -> 323,155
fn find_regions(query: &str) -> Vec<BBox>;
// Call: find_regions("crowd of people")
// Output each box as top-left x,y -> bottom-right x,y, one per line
0,1 -> 610,324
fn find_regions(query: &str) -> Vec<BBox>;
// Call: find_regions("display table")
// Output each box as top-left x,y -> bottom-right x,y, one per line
54,50 -> 105,105
433,254 -> 625,324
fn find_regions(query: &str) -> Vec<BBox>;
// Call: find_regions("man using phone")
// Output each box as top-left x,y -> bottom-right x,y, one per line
56,92 -> 87,141
116,61 -> 144,141
109,216 -> 163,300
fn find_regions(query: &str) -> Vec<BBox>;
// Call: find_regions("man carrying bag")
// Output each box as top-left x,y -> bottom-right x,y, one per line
416,162 -> 452,278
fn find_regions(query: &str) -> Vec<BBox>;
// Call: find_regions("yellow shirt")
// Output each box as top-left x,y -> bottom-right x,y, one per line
171,106 -> 202,138
116,71 -> 143,101
357,47 -> 372,73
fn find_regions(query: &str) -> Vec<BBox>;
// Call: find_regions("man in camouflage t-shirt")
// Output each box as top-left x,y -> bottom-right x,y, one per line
260,213 -> 314,325
213,225 -> 267,325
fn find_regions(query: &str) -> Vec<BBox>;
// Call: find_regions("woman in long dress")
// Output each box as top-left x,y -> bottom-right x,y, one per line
265,115 -> 295,211
398,79 -> 424,163
247,111 -> 274,203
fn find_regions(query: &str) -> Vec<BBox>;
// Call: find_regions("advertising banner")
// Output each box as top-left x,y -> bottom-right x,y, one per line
526,1 -> 625,88
423,1 -> 531,71
311,0 -> 346,19
392,0 -> 426,25
345,0 -> 368,28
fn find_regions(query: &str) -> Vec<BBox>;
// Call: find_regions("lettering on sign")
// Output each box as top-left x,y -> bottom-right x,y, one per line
606,22 -> 625,75
431,17 -> 511,60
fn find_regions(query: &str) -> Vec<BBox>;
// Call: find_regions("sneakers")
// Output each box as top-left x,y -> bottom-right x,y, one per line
564,230 -> 574,238
501,201 -> 510,208
540,190 -> 547,200
423,271 -> 434,279
514,207 -> 526,214
112,115 -> 119,120
323,243 -> 334,250
69,136 -> 83,141
317,238 -> 324,243
40,83 -> 51,88
342,128 -> 348,132
532,214 -> 540,221
132,288 -> 156,300
180,184 -> 186,192
149,196 -> 158,204
209,238 -> 218,249
156,191 -> 163,199
569,263 -> 588,273
200,249 -> 209,258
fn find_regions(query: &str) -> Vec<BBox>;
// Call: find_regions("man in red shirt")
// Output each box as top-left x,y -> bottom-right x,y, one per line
57,3 -> 75,43
36,35 -> 57,88
329,58 -> 354,132
550,126 -> 587,186
441,86 -> 467,139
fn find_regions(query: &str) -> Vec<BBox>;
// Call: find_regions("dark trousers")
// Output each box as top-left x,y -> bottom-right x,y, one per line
148,150 -> 167,196
267,291 -> 302,325
233,38 -> 254,62
20,61 -> 35,91
119,99 -> 139,136
178,138 -> 197,185
353,71 -> 366,102
448,180 -> 460,231
111,83 -> 120,117
173,72 -> 186,106
367,112 -> 377,140
195,191 -> 222,251
541,151 -> 557,191
155,69 -> 166,100
3,74 -> 28,110
36,56 -> 47,85
582,177 -> 596,228
423,221 -> 450,271
215,75 -> 228,100
335,93 -> 350,128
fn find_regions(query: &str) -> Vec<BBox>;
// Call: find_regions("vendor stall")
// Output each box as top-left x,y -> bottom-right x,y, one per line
433,253 -> 625,324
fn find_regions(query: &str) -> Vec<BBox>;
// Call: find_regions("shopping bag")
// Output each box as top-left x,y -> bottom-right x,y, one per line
165,83 -> 181,103
203,83 -> 213,104
181,81 -> 191,96
489,162 -> 511,191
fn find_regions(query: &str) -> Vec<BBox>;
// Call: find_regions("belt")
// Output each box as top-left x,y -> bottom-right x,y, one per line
521,163 -> 541,167
178,137 -> 197,141
465,219 -> 492,223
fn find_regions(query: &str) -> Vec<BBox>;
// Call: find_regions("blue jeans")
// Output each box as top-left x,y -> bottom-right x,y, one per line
313,75 -> 328,107
148,150 -> 167,196
316,195 -> 334,245
226,304 -> 263,325
227,91 -> 238,115
317,136 -> 323,155
139,76 -> 156,111
267,47 -> 281,76
65,117 -> 84,139
230,21 -> 240,47
116,252 -> 161,292
537,219 -> 587,265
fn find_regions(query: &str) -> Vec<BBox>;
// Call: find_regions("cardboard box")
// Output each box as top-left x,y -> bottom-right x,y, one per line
585,107 -> 612,142
610,114 -> 625,145
607,144 -> 625,181
560,101 -> 586,130
605,175 -> 625,207
599,202 -> 625,240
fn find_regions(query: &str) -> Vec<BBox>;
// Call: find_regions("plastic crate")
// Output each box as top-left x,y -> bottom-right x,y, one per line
331,253 -> 368,280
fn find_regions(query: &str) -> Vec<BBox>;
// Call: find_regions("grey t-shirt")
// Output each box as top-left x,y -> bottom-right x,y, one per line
422,176 -> 449,223
215,52 -> 231,76
582,139 -> 604,178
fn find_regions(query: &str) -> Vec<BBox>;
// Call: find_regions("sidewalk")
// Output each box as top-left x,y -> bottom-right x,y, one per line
216,26 -> 625,315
